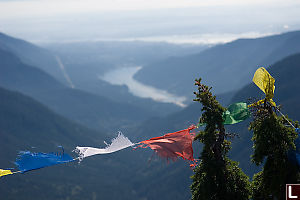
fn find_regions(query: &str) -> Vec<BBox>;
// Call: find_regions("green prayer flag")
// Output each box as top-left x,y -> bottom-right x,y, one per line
197,102 -> 250,127
223,102 -> 250,125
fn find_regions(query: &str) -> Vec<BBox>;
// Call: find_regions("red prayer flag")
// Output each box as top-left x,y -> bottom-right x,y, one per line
136,125 -> 197,165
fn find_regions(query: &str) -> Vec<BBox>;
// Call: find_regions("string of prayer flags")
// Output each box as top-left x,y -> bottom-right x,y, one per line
75,132 -> 135,160
250,67 -> 276,107
1,123 -> 300,178
15,151 -> 74,173
1,65 -> 299,179
0,169 -> 13,178
223,102 -> 251,125
135,125 -> 197,164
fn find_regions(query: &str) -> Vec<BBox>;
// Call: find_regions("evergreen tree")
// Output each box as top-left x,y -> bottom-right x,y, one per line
191,78 -> 251,200
249,101 -> 300,200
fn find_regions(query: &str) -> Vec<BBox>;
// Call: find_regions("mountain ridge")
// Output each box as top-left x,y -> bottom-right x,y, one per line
0,47 -> 155,131
134,30 -> 300,99
0,32 -> 69,86
0,31 -> 184,118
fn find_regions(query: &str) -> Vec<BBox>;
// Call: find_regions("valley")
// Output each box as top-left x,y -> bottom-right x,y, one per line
0,30 -> 300,200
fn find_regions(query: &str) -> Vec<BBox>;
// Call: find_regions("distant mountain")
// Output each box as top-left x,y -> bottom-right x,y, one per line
44,41 -> 205,115
134,30 -> 300,99
0,49 -> 63,91
45,41 -> 207,69
0,48 -> 154,131
0,32 -> 183,116
0,32 -> 69,86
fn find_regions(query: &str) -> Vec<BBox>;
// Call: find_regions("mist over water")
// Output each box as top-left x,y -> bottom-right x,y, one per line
99,66 -> 187,107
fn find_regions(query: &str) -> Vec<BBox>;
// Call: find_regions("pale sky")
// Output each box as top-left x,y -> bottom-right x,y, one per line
0,0 -> 299,43
0,0 -> 296,18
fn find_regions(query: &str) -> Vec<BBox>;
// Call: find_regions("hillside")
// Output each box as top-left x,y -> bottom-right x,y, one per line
135,30 -> 300,99
0,32 -> 69,86
0,48 -> 154,131
0,87 -> 108,162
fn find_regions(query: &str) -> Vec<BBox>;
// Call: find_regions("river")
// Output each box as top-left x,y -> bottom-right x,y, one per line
99,66 -> 187,107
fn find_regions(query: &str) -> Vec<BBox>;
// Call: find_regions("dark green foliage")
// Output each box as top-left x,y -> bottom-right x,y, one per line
249,102 -> 300,199
191,79 -> 251,200
192,158 -> 251,200
251,171 -> 272,200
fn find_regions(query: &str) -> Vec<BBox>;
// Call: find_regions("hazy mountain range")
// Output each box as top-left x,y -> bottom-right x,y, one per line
0,47 -> 158,131
134,31 -> 300,99
0,33 -> 68,85
43,40 -> 207,115
0,30 -> 300,199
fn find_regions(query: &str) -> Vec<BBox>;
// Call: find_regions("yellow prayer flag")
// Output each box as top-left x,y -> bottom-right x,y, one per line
253,67 -> 275,98
251,67 -> 276,107
0,169 -> 13,178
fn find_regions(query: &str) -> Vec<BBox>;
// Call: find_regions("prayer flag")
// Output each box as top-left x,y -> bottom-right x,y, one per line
0,169 -> 13,178
75,132 -> 135,160
197,102 -> 250,127
15,151 -> 74,172
136,126 -> 196,163
223,102 -> 251,125
250,67 -> 276,107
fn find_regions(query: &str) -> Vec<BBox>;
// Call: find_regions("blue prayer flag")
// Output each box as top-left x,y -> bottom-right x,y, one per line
15,151 -> 74,172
